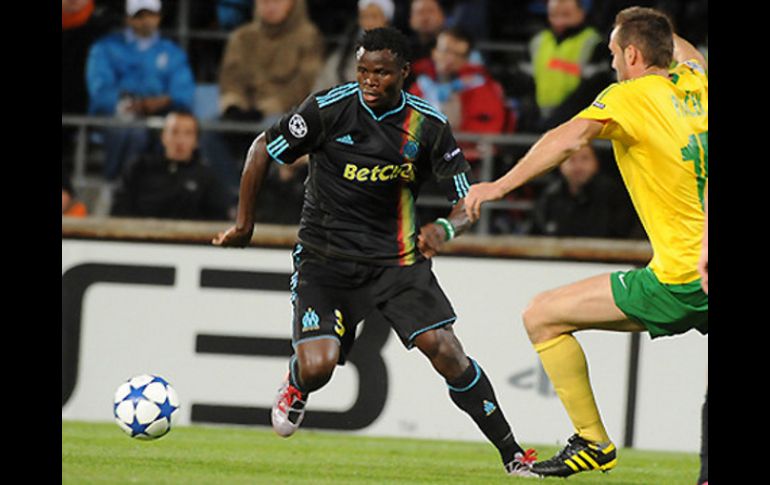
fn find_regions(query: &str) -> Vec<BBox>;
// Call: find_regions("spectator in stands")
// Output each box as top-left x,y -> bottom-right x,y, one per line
63,0 -> 120,116
62,0 -> 120,167
215,0 -> 323,220
442,0 -> 491,42
313,0 -> 394,91
408,0 -> 446,74
62,172 -> 89,218
529,144 -> 641,238
218,0 -> 324,122
86,0 -> 195,180
111,111 -> 231,221
253,155 -> 309,224
408,27 -> 509,162
524,0 -> 611,130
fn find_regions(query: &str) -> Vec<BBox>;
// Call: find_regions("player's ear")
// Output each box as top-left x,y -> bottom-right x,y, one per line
624,44 -> 638,67
402,61 -> 411,79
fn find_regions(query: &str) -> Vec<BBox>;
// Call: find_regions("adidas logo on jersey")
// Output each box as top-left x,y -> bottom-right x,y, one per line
335,134 -> 355,145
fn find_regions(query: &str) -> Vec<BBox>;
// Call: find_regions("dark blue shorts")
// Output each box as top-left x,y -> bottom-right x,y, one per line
289,243 -> 456,363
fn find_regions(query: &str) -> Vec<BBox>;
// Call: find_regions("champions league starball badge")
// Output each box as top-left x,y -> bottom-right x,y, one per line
289,114 -> 308,138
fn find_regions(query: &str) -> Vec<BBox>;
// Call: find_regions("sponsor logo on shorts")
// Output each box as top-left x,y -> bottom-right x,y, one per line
334,309 -> 345,337
302,307 -> 320,332
592,101 -> 606,109
483,400 -> 497,416
618,273 -> 627,289
343,162 -> 415,183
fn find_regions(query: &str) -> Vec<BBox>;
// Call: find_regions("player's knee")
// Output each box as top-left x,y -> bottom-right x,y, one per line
415,327 -> 467,375
297,341 -> 338,386
522,293 -> 549,341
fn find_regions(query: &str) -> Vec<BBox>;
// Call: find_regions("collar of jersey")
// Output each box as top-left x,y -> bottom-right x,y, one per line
357,89 -> 406,122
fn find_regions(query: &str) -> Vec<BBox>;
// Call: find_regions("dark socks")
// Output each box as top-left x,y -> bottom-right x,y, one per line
288,355 -> 309,397
447,357 -> 523,465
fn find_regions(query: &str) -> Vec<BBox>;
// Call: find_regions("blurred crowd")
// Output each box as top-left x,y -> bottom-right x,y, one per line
62,0 -> 707,238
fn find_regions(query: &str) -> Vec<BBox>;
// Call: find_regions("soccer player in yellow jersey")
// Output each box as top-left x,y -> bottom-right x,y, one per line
464,7 -> 707,478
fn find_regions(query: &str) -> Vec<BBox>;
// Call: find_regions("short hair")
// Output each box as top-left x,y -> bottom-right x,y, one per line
356,26 -> 412,66
614,7 -> 674,69
439,26 -> 474,54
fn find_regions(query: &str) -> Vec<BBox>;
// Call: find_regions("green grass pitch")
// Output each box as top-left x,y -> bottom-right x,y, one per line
62,421 -> 700,484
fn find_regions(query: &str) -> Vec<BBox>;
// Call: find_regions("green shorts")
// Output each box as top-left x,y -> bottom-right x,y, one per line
610,267 -> 708,339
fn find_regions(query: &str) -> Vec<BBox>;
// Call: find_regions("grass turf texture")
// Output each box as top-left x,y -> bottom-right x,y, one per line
63,421 -> 699,484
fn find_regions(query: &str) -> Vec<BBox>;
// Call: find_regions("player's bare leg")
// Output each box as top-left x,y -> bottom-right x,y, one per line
414,326 -> 538,477
272,338 -> 340,437
522,273 -> 644,477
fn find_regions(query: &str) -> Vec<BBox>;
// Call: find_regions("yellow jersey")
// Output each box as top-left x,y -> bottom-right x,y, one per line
576,60 -> 708,284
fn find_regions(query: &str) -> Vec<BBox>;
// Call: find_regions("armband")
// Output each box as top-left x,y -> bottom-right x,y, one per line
434,218 -> 456,241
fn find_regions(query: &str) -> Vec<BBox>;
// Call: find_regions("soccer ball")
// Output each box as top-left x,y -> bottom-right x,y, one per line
113,374 -> 180,440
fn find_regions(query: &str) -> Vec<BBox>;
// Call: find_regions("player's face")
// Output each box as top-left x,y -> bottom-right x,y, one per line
161,114 -> 198,162
609,27 -> 630,82
356,49 -> 409,111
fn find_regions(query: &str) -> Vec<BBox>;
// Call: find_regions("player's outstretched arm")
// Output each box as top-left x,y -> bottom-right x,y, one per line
673,33 -> 707,71
464,117 -> 603,222
212,132 -> 271,247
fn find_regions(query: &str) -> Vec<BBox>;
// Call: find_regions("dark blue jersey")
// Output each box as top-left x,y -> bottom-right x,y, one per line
265,82 -> 472,265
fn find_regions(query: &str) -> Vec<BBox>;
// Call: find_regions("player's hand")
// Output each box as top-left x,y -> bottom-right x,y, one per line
418,223 -> 446,259
464,182 -> 504,222
212,225 -> 254,247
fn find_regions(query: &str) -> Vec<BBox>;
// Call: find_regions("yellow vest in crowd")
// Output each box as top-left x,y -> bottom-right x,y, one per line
530,27 -> 602,111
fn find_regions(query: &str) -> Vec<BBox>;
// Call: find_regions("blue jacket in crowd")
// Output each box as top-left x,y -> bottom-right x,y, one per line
86,28 -> 195,115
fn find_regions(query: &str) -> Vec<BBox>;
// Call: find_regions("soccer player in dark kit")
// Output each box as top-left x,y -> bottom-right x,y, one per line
213,26 -> 537,477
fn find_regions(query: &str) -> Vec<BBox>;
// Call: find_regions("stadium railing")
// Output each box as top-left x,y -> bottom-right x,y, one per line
61,115 -> 612,235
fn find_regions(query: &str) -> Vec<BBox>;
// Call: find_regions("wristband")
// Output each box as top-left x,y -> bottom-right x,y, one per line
434,218 -> 455,241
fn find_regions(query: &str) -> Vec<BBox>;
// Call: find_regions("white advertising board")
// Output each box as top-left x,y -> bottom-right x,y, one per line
62,240 -> 706,451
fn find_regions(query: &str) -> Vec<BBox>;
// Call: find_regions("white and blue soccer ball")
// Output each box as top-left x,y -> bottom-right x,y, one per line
113,374 -> 180,440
